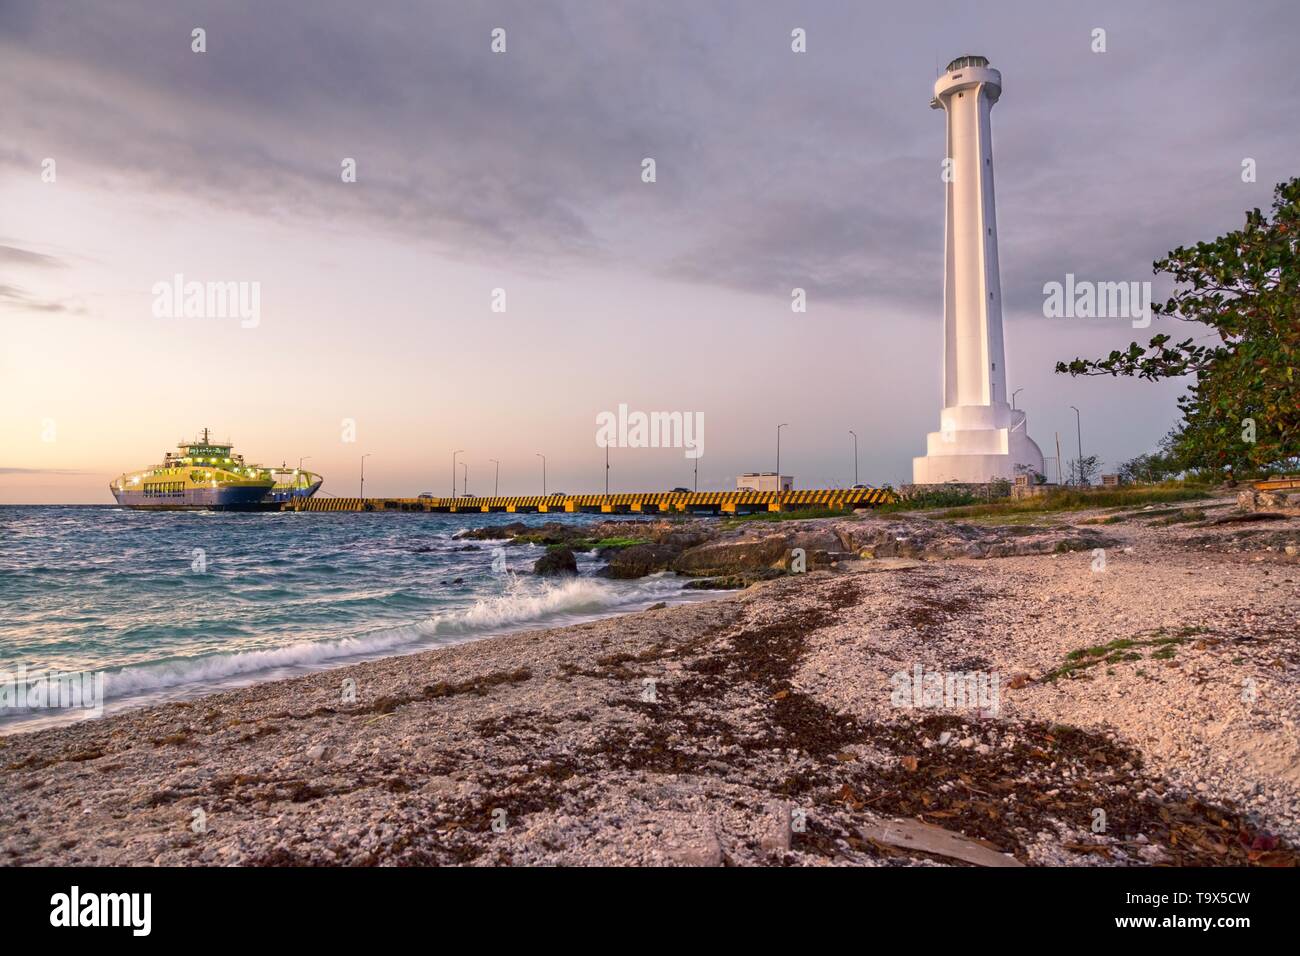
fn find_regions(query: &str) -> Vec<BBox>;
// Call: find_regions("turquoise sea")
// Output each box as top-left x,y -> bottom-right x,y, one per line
0,506 -> 703,734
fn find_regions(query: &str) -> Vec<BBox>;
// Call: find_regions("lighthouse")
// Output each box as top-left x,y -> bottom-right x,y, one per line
913,55 -> 1045,485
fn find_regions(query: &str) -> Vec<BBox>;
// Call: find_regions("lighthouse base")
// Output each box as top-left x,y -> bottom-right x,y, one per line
912,403 -> 1045,485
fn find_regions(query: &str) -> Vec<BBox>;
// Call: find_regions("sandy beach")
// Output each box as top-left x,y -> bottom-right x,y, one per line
3,494 -> 1297,866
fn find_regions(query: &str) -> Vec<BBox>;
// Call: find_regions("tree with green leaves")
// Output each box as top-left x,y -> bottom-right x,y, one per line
1066,454 -> 1101,486
1116,430 -> 1183,484
1056,178 -> 1299,476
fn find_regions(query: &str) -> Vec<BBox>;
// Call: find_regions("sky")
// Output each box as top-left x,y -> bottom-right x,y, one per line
2,0 -> 1297,502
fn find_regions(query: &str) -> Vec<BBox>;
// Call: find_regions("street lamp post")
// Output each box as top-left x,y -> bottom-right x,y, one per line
490,459 -> 499,497
1069,406 -> 1084,485
360,454 -> 371,498
849,430 -> 858,486
460,462 -> 468,498
605,444 -> 610,495
694,455 -> 698,493
776,423 -> 788,477
536,453 -> 546,496
299,456 -> 310,471
1012,387 -> 1023,410
452,449 -> 464,498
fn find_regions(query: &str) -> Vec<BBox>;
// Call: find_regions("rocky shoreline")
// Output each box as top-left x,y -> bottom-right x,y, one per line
459,511 -> 1124,584
2,493 -> 1297,866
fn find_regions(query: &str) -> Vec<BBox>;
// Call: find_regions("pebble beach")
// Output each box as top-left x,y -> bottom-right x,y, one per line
2,493 -> 1297,866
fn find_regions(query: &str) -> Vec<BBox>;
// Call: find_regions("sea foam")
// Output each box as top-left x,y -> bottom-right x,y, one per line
99,574 -> 676,699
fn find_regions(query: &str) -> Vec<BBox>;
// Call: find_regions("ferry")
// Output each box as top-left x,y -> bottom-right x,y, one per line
110,429 -> 322,510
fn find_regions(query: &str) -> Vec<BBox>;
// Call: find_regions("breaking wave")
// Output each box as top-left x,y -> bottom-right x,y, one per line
99,574 -> 680,701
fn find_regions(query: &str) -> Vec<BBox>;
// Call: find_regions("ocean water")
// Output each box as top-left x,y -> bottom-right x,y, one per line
0,506 -> 711,734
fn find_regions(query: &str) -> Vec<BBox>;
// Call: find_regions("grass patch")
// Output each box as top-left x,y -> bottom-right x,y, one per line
722,506 -> 854,525
1065,638 -> 1137,661
939,511 -> 1062,528
589,537 -> 648,549
1149,508 -> 1208,526
547,536 -> 649,552
1041,627 -> 1208,682
929,486 -> 1212,521
876,487 -> 982,513
1053,537 -> 1108,553
1078,513 -> 1128,525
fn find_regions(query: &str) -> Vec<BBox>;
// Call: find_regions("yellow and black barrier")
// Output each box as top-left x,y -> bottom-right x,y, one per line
287,487 -> 894,514
1253,476 -> 1300,492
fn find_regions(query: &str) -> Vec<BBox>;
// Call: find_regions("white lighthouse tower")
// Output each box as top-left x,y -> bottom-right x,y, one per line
913,55 -> 1044,485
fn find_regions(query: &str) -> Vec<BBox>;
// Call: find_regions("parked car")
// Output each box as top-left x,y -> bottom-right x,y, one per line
417,492 -> 435,499
670,487 -> 691,494
851,483 -> 873,490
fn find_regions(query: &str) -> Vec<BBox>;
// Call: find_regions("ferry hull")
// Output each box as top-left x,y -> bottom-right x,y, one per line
268,479 -> 324,503
111,485 -> 275,511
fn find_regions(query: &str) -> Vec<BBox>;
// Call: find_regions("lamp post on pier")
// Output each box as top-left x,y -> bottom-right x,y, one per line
1069,406 -> 1084,486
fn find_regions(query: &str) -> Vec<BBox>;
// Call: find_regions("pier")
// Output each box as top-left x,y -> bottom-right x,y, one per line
286,487 -> 895,514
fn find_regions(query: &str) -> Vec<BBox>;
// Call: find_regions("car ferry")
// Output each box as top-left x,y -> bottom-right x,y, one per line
110,429 -> 322,510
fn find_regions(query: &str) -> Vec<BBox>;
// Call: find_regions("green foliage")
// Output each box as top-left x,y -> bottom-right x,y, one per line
1041,630 -> 1199,682
1014,463 -> 1048,484
931,485 -> 1210,520
722,506 -> 853,525
1056,178 -> 1300,474
877,487 -> 981,512
1148,508 -> 1206,525
589,537 -> 647,549
1065,454 -> 1101,486
555,536 -> 649,552
1117,430 -> 1186,483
